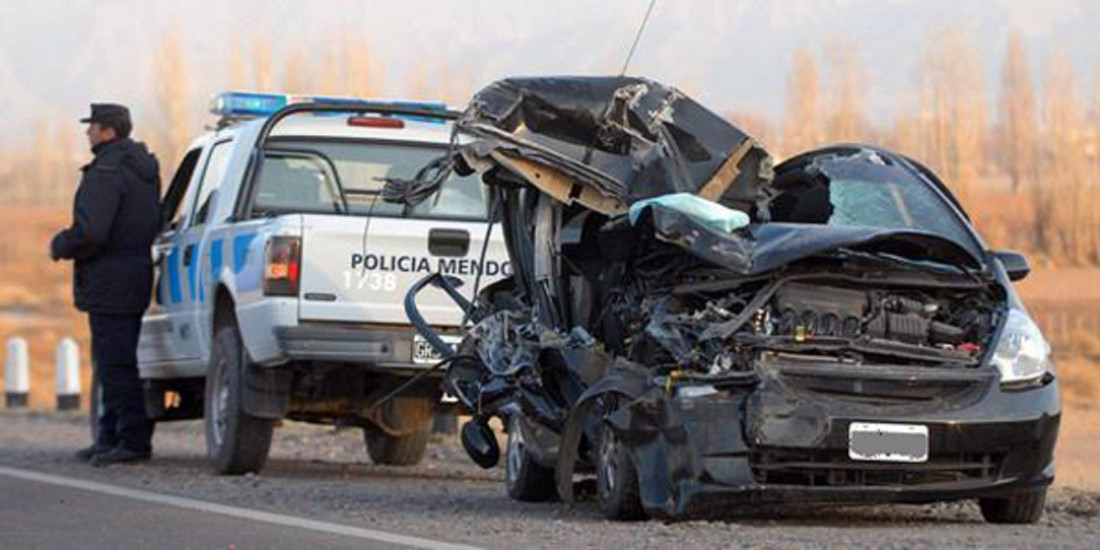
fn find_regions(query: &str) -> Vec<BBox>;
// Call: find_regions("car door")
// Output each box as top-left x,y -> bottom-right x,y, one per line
177,138 -> 235,357
139,147 -> 202,375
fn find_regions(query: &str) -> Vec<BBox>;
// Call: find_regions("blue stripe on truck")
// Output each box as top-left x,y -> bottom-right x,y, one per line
233,233 -> 257,273
167,246 -> 182,304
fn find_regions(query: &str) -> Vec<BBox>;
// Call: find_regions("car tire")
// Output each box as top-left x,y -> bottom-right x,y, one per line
979,488 -> 1047,524
505,416 -> 556,502
597,421 -> 646,521
364,425 -> 430,466
205,324 -> 275,475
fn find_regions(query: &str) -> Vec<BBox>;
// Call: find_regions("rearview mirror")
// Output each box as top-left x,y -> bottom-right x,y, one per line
993,250 -> 1030,282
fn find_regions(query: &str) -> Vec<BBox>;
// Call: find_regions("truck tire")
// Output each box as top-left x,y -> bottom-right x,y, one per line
979,488 -> 1047,524
505,415 -> 556,502
205,324 -> 275,475
597,420 -> 646,521
364,425 -> 430,466
363,395 -> 433,466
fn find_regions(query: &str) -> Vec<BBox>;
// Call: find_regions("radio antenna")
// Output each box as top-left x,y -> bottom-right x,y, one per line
620,0 -> 658,76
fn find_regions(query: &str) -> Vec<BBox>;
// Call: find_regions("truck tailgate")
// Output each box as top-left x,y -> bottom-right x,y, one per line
297,214 -> 509,326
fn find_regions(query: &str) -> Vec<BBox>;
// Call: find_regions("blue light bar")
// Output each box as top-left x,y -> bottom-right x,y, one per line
210,91 -> 450,123
210,92 -> 289,117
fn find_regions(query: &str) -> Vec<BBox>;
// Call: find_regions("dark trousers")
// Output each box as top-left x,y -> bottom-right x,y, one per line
90,313 -> 154,453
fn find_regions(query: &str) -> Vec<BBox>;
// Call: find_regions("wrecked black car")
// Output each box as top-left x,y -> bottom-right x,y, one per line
387,77 -> 1060,523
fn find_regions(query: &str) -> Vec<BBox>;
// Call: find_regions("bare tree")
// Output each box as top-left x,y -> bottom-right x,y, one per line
999,30 -> 1039,193
916,29 -> 987,199
282,46 -> 309,93
1040,54 -> 1092,264
151,26 -> 193,177
345,35 -> 382,98
227,37 -> 248,90
823,41 -> 868,144
29,121 -> 51,205
782,47 -> 821,156
251,30 -> 274,91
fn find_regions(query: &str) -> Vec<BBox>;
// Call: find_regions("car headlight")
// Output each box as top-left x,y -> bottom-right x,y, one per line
991,308 -> 1052,386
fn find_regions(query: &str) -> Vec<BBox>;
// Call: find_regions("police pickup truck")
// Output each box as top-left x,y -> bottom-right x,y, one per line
132,92 -> 508,474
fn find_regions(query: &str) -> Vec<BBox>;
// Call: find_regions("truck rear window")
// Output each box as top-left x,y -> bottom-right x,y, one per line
253,139 -> 488,221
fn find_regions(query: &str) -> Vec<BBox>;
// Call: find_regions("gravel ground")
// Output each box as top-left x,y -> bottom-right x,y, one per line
1,410 -> 1098,549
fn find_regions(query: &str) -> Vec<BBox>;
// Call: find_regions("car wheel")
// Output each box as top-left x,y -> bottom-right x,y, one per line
363,395 -> 433,466
505,416 -> 556,502
205,324 -> 275,475
979,488 -> 1047,524
597,420 -> 646,520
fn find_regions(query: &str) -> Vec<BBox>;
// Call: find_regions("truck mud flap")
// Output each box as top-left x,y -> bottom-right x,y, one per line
242,365 -> 293,419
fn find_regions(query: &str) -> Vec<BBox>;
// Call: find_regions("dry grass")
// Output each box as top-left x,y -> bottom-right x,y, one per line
0,208 -> 92,409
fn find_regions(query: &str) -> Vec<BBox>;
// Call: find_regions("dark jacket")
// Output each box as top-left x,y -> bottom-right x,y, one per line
51,138 -> 161,314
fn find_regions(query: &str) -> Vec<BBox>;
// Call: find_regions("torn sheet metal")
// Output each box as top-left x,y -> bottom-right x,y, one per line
389,76 -> 774,214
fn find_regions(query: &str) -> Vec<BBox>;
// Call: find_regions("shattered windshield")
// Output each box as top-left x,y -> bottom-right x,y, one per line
770,150 -> 978,251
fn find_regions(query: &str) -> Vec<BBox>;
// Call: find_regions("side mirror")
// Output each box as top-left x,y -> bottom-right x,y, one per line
460,419 -> 500,469
993,250 -> 1030,282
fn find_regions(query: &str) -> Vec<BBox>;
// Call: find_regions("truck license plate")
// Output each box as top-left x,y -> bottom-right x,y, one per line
848,422 -> 928,463
412,334 -> 461,364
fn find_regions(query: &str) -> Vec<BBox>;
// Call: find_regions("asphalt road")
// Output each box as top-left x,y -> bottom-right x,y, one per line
0,469 -> 454,550
1,410 -> 1098,549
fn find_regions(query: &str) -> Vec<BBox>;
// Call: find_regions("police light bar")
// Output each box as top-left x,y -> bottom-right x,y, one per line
210,92 -> 289,117
210,91 -> 449,123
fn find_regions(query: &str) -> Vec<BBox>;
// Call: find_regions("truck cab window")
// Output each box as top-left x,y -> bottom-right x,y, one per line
254,139 -> 487,220
160,148 -> 202,232
190,140 -> 234,226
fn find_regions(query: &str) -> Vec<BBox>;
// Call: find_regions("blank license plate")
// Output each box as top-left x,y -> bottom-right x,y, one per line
412,334 -> 461,364
848,422 -> 928,463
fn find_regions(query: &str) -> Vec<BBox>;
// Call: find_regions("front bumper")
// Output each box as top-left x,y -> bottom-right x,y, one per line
612,362 -> 1061,518
274,324 -> 451,372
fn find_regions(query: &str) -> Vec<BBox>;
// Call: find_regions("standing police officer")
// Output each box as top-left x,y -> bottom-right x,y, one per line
51,104 -> 161,466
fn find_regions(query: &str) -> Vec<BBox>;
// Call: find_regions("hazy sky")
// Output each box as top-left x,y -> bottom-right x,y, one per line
0,0 -> 1096,152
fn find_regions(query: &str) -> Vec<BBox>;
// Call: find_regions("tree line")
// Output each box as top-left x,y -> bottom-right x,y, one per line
1,27 -> 1096,266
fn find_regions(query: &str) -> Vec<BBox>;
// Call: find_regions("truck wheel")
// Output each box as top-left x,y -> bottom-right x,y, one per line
979,488 -> 1047,524
597,421 -> 646,521
205,324 -> 275,475
505,415 -> 556,502
363,395 -> 432,466
364,425 -> 430,466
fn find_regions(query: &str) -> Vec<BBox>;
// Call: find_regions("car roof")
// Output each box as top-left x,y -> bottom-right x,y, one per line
191,114 -> 455,150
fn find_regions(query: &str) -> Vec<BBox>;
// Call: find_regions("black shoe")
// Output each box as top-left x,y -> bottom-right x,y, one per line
75,444 -> 112,462
90,447 -> 151,467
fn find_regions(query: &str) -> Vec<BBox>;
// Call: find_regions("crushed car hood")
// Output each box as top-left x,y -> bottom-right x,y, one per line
638,204 -> 985,275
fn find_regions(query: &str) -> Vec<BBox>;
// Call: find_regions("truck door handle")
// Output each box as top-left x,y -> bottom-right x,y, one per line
183,244 -> 195,267
428,228 -> 470,257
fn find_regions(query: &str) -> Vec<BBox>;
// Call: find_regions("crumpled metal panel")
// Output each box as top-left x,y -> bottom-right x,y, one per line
460,77 -> 773,212
385,76 -> 774,214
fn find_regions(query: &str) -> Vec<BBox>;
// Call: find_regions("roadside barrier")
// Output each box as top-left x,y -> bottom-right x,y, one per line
4,337 -> 30,408
55,338 -> 81,411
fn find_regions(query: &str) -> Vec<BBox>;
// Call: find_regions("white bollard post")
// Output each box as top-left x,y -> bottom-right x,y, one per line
5,337 -> 30,408
55,338 -> 81,411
